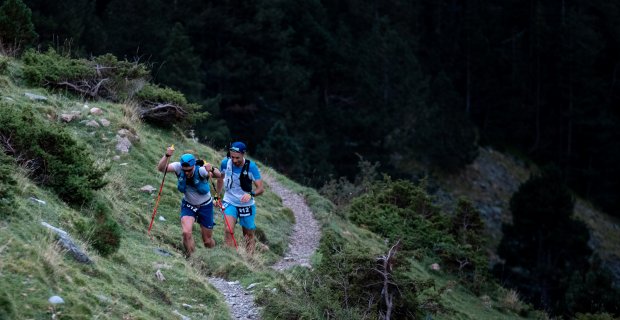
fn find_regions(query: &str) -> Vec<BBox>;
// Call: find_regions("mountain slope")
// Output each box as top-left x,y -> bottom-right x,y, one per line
436,147 -> 620,282
0,55 -> 538,319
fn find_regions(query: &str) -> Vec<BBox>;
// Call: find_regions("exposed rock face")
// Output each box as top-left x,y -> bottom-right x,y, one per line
41,221 -> 92,264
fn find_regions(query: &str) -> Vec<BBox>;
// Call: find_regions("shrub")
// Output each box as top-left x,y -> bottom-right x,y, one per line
261,230 -> 449,319
22,48 -> 150,101
447,198 -> 489,291
0,152 -> 17,217
76,197 -> 122,256
135,83 -> 208,127
0,284 -> 15,319
0,102 -> 107,204
90,211 -> 122,256
349,178 -> 451,252
22,48 -> 93,85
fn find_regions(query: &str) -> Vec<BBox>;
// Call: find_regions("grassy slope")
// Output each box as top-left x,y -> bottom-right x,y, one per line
1,57 -> 533,319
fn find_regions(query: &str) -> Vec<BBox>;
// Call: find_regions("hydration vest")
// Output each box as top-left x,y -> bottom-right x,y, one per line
224,159 -> 252,192
177,166 -> 210,194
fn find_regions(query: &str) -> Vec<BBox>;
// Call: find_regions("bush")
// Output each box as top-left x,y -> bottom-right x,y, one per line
0,102 -> 107,204
0,152 -> 17,217
349,178 -> 451,251
135,83 -> 208,127
90,212 -> 122,256
22,48 -> 93,84
22,48 -> 150,101
261,230 -> 450,319
75,198 -> 122,256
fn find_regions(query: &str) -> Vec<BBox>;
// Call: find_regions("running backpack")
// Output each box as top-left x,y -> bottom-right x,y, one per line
224,158 -> 253,192
177,162 -> 210,194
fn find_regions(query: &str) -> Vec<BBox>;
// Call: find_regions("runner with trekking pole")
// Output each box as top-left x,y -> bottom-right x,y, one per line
148,144 -> 174,238
157,146 -> 222,257
216,142 -> 264,255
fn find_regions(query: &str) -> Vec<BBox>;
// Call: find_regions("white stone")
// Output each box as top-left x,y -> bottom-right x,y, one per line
85,120 -> 100,127
140,185 -> 156,193
159,216 -> 166,221
246,283 -> 260,290
25,92 -> 47,100
99,118 -> 111,127
90,107 -> 103,115
430,263 -> 440,271
60,113 -> 77,122
29,197 -> 46,205
172,310 -> 190,320
48,296 -> 64,304
115,136 -> 132,153
155,269 -> 165,281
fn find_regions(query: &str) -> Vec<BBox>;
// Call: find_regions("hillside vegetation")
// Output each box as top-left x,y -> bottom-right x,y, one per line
1,52 -> 546,319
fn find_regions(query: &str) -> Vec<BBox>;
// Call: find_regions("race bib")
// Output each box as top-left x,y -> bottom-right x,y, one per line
184,202 -> 199,213
236,206 -> 252,217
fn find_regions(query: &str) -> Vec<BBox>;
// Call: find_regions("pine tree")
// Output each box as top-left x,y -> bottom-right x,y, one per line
157,22 -> 204,102
495,168 -> 592,315
0,0 -> 37,51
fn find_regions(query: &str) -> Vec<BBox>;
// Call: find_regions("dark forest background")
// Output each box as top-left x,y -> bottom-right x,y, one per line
17,0 -> 620,217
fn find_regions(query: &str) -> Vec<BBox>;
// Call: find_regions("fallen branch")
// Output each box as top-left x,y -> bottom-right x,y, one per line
376,239 -> 402,320
138,101 -> 189,125
58,78 -> 109,98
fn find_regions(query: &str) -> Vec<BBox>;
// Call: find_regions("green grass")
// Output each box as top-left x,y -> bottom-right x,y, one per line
0,55 -> 542,319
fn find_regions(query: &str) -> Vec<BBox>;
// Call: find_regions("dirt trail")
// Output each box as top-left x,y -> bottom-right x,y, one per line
208,173 -> 321,319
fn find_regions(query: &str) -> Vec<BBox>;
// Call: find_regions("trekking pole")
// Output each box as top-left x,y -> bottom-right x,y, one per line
212,182 -> 238,249
148,144 -> 174,238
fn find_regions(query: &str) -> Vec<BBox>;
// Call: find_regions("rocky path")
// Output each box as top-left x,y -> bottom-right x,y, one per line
266,175 -> 321,271
207,173 -> 321,319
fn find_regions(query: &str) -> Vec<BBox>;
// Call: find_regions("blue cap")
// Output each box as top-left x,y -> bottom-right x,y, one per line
229,141 -> 246,154
179,154 -> 196,167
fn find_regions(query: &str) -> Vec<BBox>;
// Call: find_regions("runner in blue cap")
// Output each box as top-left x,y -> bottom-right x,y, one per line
157,146 -> 222,257
216,141 -> 264,254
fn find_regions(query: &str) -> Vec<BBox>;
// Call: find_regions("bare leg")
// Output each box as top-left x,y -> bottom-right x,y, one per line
200,226 -> 215,248
181,216 -> 196,257
242,227 -> 255,255
223,215 -> 237,248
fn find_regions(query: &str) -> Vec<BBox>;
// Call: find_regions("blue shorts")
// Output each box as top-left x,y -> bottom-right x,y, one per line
223,202 -> 256,230
180,199 -> 214,229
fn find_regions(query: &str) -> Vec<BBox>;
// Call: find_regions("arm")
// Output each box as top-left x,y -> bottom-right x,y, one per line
157,146 -> 175,172
216,160 -> 224,196
240,179 -> 263,202
252,180 -> 264,196
206,163 -> 223,179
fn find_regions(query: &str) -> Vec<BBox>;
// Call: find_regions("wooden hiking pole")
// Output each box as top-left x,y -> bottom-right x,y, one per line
148,144 -> 174,238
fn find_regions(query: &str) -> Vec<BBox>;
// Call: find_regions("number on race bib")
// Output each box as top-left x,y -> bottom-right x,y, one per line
236,206 -> 252,217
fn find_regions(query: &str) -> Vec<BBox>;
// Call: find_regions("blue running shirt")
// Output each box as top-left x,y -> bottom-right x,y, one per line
220,158 -> 261,207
